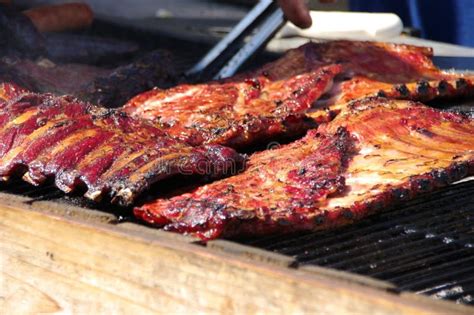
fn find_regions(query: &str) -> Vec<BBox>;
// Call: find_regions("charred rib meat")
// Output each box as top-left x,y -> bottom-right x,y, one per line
0,50 -> 178,108
124,65 -> 341,147
125,41 -> 473,148
243,40 -> 457,82
279,41 -> 474,117
0,89 -> 244,206
134,98 -> 474,239
312,76 -> 474,118
79,50 -> 178,107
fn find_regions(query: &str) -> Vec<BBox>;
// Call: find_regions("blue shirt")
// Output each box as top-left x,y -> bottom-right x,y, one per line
349,0 -> 474,47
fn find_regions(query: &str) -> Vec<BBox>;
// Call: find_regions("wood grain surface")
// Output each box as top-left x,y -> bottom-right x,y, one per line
1,195 -> 472,314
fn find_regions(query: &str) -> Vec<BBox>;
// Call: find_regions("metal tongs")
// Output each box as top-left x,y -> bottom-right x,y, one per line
186,0 -> 286,82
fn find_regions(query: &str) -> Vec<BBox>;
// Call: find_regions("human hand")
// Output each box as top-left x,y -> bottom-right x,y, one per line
277,0 -> 335,29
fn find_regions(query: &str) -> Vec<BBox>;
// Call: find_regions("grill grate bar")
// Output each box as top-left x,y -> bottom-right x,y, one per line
241,180 -> 474,305
342,241 -> 470,275
283,204 -> 473,262
385,255 -> 474,285
418,275 -> 474,303
248,184 -> 474,252
320,241 -> 470,271
400,264 -> 474,292
368,246 -> 474,280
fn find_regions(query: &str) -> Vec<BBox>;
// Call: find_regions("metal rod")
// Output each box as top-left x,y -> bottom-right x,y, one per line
186,0 -> 285,81
213,7 -> 285,79
186,0 -> 274,78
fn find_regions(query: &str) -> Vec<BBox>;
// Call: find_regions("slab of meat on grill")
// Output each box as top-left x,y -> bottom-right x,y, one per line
0,50 -> 178,108
124,65 -> 341,147
250,40 -> 474,117
311,75 -> 474,119
243,40 -> 461,82
134,98 -> 474,240
125,41 -> 473,148
0,57 -> 111,96
0,89 -> 244,206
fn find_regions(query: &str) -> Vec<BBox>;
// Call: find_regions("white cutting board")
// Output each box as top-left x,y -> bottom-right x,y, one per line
278,11 -> 403,40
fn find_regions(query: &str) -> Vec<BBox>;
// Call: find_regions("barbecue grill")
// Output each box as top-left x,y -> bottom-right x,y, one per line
1,1 -> 474,313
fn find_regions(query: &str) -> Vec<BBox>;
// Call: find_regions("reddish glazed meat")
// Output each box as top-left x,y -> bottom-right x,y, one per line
0,82 -> 28,104
135,98 -> 474,240
242,40 -> 449,82
124,65 -> 341,147
311,76 -> 474,118
0,92 -> 244,206
125,41 -> 473,148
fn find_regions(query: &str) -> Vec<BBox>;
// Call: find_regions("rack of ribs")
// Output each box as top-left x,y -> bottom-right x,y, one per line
124,41 -> 473,148
124,65 -> 342,147
250,40 -> 474,117
134,98 -> 474,240
0,50 -> 178,108
270,41 -> 474,117
0,89 -> 244,206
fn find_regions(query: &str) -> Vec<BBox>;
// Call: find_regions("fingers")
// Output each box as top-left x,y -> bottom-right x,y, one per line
277,0 -> 312,29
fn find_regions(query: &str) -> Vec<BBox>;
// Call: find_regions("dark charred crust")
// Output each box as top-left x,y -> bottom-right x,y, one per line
431,169 -> 449,186
370,200 -> 385,212
377,90 -> 387,97
437,80 -> 449,95
448,162 -> 469,181
246,78 -> 261,90
314,214 -> 326,225
456,78 -> 468,90
277,218 -> 292,226
395,84 -> 410,97
416,80 -> 430,95
81,50 -> 178,108
410,177 -> 431,193
342,209 -> 354,219
415,127 -> 435,138
391,188 -> 409,201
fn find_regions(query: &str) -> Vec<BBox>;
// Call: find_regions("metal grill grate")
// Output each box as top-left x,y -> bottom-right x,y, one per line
243,180 -> 474,305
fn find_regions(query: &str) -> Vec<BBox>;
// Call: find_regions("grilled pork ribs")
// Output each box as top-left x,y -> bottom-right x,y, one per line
0,50 -> 178,108
135,98 -> 474,239
0,90 -> 244,206
125,41 -> 474,148
1,40 -> 474,240
124,65 -> 341,147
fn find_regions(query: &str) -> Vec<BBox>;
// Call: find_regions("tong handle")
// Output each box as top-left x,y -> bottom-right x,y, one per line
187,0 -> 285,81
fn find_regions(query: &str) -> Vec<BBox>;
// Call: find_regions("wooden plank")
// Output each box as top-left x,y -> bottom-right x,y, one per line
207,239 -> 295,267
299,265 -> 396,291
1,203 -> 472,314
0,191 -> 116,224
117,222 -> 198,243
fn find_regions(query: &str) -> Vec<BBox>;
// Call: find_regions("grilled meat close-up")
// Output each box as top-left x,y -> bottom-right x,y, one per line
2,0 -> 474,311
0,88 -> 244,206
124,65 -> 341,147
125,41 -> 474,146
135,98 -> 474,240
